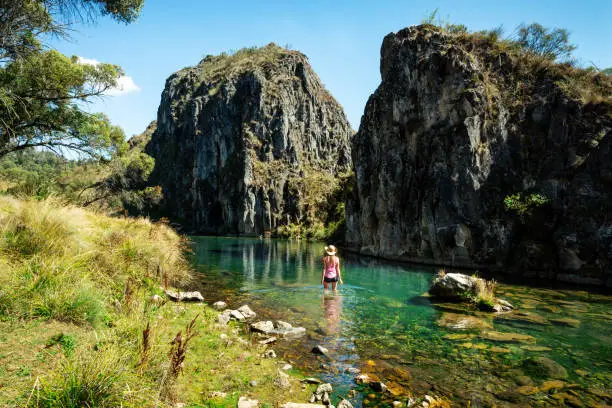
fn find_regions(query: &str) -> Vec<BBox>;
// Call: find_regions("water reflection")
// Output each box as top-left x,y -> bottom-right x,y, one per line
189,237 -> 612,407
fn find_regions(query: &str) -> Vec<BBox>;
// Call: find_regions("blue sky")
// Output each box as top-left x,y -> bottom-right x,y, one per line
53,0 -> 612,138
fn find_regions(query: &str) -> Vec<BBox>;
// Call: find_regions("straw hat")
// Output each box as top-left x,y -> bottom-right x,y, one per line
325,245 -> 337,256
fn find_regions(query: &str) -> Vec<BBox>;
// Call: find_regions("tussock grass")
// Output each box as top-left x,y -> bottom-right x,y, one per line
0,197 -> 313,407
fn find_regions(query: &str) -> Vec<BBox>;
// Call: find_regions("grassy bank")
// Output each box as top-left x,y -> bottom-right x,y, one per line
0,197 -> 311,407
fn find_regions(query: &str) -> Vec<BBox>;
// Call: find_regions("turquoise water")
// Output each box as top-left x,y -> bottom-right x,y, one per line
190,236 -> 612,407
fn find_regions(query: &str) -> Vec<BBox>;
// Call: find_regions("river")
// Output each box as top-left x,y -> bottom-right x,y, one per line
190,236 -> 612,407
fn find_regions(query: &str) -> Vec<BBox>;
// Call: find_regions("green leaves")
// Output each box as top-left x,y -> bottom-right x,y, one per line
0,50 -> 126,158
504,193 -> 549,221
515,23 -> 577,62
0,0 -> 142,159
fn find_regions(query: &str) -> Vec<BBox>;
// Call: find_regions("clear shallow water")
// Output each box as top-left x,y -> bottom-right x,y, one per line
190,236 -> 612,407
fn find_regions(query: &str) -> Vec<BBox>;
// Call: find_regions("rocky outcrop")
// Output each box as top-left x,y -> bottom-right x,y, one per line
146,44 -> 352,235
346,25 -> 612,285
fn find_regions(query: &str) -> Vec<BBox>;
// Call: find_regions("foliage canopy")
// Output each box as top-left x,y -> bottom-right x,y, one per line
0,0 -> 144,159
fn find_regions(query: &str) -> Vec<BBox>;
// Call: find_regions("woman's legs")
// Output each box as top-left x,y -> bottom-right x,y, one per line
331,281 -> 338,291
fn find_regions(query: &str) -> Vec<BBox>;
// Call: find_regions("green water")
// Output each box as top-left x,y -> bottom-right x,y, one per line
191,236 -> 612,407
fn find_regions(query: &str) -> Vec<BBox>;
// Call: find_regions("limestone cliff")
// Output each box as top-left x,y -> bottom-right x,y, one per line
346,25 -> 611,285
146,44 -> 352,235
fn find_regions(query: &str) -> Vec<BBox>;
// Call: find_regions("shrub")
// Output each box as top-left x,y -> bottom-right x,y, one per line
32,350 -> 126,408
515,23 -> 576,62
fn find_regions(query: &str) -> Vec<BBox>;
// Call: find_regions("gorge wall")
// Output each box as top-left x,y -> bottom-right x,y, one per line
146,44 -> 352,235
346,25 -> 612,285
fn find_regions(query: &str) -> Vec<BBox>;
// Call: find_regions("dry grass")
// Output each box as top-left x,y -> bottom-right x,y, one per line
0,197 -> 314,407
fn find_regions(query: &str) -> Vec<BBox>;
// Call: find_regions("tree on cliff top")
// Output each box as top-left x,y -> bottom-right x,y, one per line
0,0 -> 144,159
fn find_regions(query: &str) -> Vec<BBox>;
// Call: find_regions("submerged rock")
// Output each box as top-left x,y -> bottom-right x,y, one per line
523,356 -> 568,379
550,318 -> 581,328
479,331 -> 536,343
436,312 -> 492,331
312,345 -> 329,355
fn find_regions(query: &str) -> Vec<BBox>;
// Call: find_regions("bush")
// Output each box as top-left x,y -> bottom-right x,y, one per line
515,23 -> 576,62
32,350 -> 126,408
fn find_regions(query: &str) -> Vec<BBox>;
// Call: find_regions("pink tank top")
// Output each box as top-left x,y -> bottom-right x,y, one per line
324,256 -> 337,278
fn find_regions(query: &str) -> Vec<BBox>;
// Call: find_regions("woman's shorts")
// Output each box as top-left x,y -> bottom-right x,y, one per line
324,277 -> 338,283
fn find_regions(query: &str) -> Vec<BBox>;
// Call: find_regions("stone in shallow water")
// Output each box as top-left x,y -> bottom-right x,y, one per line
237,305 -> 256,319
495,311 -> 550,326
436,313 -> 492,331
517,385 -> 539,395
490,346 -> 511,353
550,318 -> 581,328
250,321 -> 274,334
443,333 -> 474,341
540,380 -> 565,393
479,331 -> 536,343
520,345 -> 552,352
523,356 -> 568,379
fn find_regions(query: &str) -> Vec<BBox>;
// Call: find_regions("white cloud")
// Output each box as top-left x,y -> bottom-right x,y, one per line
76,56 -> 101,66
77,56 -> 140,96
106,75 -> 140,96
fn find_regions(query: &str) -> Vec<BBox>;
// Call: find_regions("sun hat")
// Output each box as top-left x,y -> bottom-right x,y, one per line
325,245 -> 337,256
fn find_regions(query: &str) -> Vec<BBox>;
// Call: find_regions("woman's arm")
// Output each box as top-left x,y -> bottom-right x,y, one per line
336,257 -> 343,284
321,258 -> 326,284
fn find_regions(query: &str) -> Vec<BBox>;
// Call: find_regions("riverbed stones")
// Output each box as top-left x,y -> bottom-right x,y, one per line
238,305 -> 256,319
312,345 -> 329,355
231,310 -> 247,322
250,321 -> 274,334
495,311 -> 550,326
479,331 -> 536,343
436,312 -> 492,331
540,380 -> 565,393
550,318 -> 581,328
218,310 -> 232,325
309,383 -> 333,404
281,404 -> 326,408
238,396 -> 259,408
520,345 -> 552,352
370,381 -> 388,393
523,356 -> 568,379
258,337 -> 277,345
164,290 -> 204,302
213,301 -> 227,310
337,399 -> 353,408
517,385 -> 539,396
268,321 -> 307,339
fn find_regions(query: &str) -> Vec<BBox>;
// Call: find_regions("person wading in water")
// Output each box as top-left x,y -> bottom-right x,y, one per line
321,245 -> 343,292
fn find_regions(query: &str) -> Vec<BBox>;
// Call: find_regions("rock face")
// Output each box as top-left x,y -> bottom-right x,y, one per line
346,25 -> 612,285
146,44 -> 353,235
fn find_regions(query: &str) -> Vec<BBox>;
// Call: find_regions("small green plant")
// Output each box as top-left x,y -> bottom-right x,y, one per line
46,333 -> 77,356
504,193 -> 549,221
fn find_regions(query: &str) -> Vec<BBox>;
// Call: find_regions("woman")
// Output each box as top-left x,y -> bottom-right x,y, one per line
321,244 -> 343,291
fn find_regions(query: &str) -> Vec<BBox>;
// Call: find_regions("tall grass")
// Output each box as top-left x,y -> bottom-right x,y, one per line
0,196 -> 191,324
